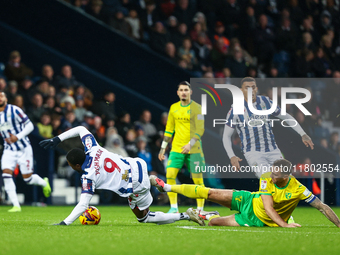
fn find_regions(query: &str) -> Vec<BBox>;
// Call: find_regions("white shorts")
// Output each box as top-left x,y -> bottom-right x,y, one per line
128,158 -> 153,210
244,148 -> 284,178
1,146 -> 34,175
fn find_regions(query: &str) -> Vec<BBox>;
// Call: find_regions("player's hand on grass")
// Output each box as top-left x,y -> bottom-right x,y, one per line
302,134 -> 314,150
53,221 -> 67,225
39,137 -> 61,149
181,143 -> 191,154
5,133 -> 18,144
158,148 -> 166,161
230,156 -> 242,171
285,223 -> 301,228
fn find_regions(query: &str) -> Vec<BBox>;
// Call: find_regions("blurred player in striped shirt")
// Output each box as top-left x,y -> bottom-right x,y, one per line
0,92 -> 51,212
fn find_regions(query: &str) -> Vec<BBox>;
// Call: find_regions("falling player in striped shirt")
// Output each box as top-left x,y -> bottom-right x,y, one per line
0,92 -> 51,212
223,77 -> 314,178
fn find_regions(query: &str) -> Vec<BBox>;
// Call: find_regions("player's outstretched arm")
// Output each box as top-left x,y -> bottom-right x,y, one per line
261,195 -> 301,228
159,136 -> 172,161
40,126 -> 91,149
276,113 -> 314,150
309,197 -> 340,227
57,193 -> 93,225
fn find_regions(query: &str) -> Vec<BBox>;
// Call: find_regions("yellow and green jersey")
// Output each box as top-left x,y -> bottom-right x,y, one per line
164,100 -> 204,154
252,172 -> 315,227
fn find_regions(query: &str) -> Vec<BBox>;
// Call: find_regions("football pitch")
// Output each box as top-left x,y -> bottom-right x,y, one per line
1,205 -> 339,255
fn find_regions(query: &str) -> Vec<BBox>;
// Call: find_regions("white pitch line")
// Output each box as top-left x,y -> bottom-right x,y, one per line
176,226 -> 340,234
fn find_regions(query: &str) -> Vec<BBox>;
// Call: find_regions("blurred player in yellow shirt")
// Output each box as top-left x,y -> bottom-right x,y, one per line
150,159 -> 340,227
158,81 -> 206,213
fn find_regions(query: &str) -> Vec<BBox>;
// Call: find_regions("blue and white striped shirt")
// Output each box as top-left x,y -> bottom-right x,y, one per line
226,96 -> 281,154
0,104 -> 31,151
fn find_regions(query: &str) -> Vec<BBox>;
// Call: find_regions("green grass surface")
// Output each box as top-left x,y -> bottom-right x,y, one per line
0,205 -> 339,255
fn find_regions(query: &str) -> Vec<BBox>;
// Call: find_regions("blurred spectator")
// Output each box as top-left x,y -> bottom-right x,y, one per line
44,96 -> 61,116
105,132 -> 128,156
294,50 -> 314,77
116,111 -> 133,140
54,65 -> 80,89
74,84 -> 93,109
298,32 -> 317,53
300,17 -> 320,45
86,0 -> 106,22
81,111 -> 95,131
41,64 -> 55,85
135,124 -> 145,138
210,37 -> 229,71
74,95 -> 87,122
167,15 -> 178,35
276,18 -> 297,54
140,2 -> 160,33
136,136 -> 152,171
217,0 -> 242,38
124,129 -> 138,157
189,22 -> 211,47
193,33 -> 212,73
4,51 -> 33,83
320,138 -> 329,149
172,0 -> 195,27
125,9 -> 143,41
51,114 -> 62,136
0,77 -> 7,92
164,42 -> 178,62
312,47 -> 333,77
108,9 -> 132,37
93,116 -> 106,146
178,37 -> 197,70
60,95 -> 76,114
229,38 -> 253,65
7,80 -> 18,104
192,12 -> 207,32
92,91 -> 116,122
321,34 -> 336,64
318,10 -> 333,36
157,112 -> 168,133
329,132 -> 340,152
211,22 -> 229,46
61,111 -> 79,131
149,22 -> 171,54
37,112 -> 53,139
170,23 -> 188,49
13,94 -> 25,111
253,14 -> 276,68
224,47 -> 248,78
159,0 -> 176,19
134,109 -> 157,139
310,117 -> 330,143
27,93 -> 45,124
36,80 -> 50,99
18,76 -> 35,109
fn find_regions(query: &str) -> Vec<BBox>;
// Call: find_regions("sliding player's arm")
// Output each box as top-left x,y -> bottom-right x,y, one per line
261,195 -> 301,227
159,107 -> 174,161
39,126 -> 92,149
55,178 -> 95,225
182,104 -> 205,154
308,197 -> 340,227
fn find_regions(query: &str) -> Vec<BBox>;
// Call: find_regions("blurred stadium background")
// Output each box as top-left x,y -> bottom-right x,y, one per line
0,0 -> 340,208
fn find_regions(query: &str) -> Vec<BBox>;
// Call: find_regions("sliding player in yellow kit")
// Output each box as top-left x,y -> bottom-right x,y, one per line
151,159 -> 340,227
158,81 -> 206,213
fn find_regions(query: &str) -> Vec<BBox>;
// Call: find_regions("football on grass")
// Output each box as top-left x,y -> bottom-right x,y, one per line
79,206 -> 101,225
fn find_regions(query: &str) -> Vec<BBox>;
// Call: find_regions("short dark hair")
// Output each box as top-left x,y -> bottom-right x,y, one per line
240,77 -> 256,87
66,148 -> 86,166
273,159 -> 292,175
178,81 -> 191,88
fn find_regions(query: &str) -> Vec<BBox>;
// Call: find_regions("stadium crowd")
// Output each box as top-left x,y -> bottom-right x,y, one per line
0,0 -> 340,203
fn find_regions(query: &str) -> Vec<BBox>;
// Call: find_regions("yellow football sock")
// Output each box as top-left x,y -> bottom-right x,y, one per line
208,215 -> 221,222
167,168 -> 179,208
192,173 -> 205,209
171,184 -> 210,200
